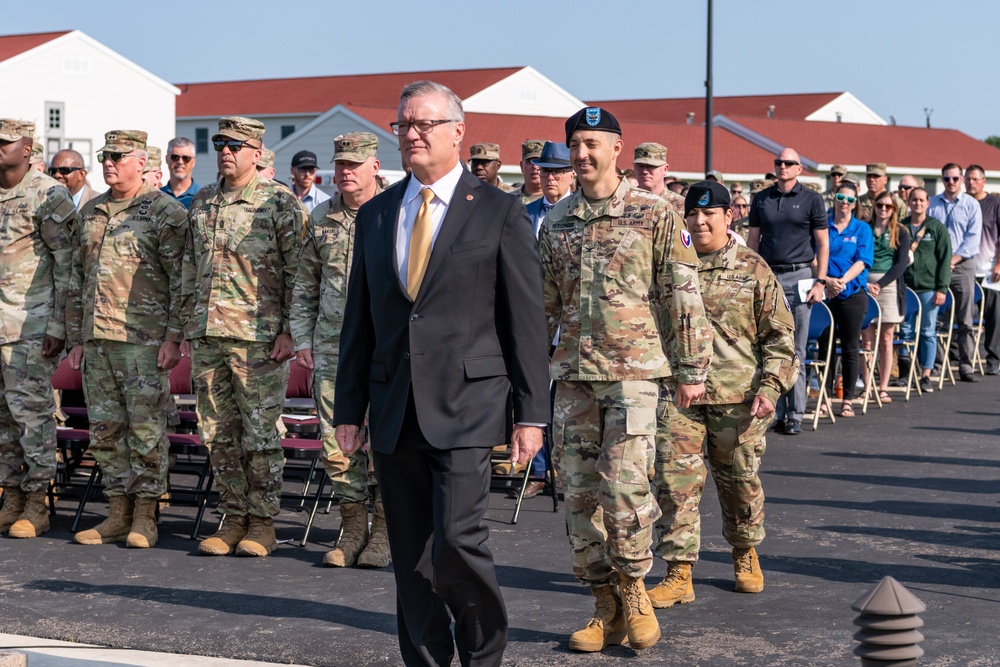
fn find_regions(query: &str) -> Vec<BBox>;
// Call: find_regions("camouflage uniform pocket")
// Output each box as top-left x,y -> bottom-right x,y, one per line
625,407 -> 656,436
633,496 -> 660,529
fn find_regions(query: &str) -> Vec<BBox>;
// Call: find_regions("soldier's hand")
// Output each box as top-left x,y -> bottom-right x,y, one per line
297,349 -> 315,370
158,340 -> 181,370
270,333 -> 294,362
179,340 -> 191,357
42,335 -> 64,358
67,345 -> 84,370
510,425 -> 544,464
750,394 -> 775,419
335,424 -> 365,454
675,382 -> 705,408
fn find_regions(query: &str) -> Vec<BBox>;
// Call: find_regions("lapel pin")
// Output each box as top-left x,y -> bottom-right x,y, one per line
466,194 -> 474,201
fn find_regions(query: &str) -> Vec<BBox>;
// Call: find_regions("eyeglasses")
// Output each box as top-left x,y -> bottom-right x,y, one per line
942,176 -> 962,183
773,159 -> 800,168
875,203 -> 895,210
735,204 -> 749,209
898,184 -> 914,190
168,154 -> 193,163
539,167 -> 573,178
389,119 -> 457,136
213,139 -> 259,152
835,193 -> 857,204
98,151 -> 138,163
48,166 -> 83,176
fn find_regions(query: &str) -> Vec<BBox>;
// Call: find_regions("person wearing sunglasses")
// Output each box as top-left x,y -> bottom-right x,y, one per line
160,137 -> 200,209
50,149 -> 99,209
730,194 -> 750,241
821,164 -> 847,211
896,175 -> 921,217
186,116 -> 305,558
747,148 -> 829,435
928,162 -> 983,382
823,184 -> 874,418
0,119 -> 76,539
65,129 -> 188,550
857,163 -> 906,224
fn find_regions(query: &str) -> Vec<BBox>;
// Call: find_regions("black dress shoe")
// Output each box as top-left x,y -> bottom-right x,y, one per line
770,419 -> 785,433
784,420 -> 802,435
960,373 -> 979,383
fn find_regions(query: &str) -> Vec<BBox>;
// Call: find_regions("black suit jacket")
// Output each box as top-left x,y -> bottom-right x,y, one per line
334,168 -> 550,454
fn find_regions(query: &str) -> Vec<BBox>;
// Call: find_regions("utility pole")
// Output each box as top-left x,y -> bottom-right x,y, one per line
705,0 -> 714,174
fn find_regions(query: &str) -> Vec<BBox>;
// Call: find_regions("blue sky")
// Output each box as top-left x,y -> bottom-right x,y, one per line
10,0 -> 1000,140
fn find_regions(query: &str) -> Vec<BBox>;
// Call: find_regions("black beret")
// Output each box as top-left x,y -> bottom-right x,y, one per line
565,107 -> 622,146
684,180 -> 731,216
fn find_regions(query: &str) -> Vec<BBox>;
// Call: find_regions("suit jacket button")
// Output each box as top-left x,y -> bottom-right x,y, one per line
410,314 -> 418,321
403,352 -> 410,360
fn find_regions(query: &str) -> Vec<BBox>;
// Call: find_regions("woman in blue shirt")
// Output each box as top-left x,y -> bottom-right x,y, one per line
823,183 -> 874,417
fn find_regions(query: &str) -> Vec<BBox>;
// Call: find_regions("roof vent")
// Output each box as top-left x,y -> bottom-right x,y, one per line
686,112 -> 695,125
767,105 -> 775,119
836,112 -> 842,123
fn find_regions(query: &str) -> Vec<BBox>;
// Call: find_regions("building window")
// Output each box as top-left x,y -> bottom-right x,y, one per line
48,108 -> 61,129
195,128 -> 209,154
281,125 -> 295,139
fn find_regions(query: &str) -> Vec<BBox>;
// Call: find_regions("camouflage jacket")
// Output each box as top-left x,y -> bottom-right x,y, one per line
694,237 -> 798,405
290,187 -> 381,356
658,188 -> 685,216
519,187 -> 543,207
856,191 -> 907,224
0,170 -> 75,344
539,177 -> 712,383
184,174 -> 303,342
67,185 -> 189,348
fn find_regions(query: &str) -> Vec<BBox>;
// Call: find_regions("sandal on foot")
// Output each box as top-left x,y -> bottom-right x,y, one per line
878,390 -> 892,404
840,401 -> 856,418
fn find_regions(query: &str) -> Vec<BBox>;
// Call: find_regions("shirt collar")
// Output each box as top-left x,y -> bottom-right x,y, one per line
405,161 -> 464,206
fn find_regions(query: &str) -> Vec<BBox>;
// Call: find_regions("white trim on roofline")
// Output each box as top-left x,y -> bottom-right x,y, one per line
462,66 -> 585,117
805,92 -> 886,125
269,104 -> 396,152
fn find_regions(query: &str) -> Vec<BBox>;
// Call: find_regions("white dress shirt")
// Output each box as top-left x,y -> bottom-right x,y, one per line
395,161 -> 465,289
296,183 -> 332,213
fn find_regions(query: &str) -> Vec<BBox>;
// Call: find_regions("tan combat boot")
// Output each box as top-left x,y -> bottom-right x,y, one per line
357,501 -> 391,568
323,502 -> 370,567
568,584 -> 627,652
733,547 -> 764,593
236,516 -> 277,557
198,514 -> 249,556
0,487 -> 26,533
75,495 -> 135,544
620,575 -> 661,649
126,497 -> 159,549
9,489 -> 50,538
647,562 -> 695,608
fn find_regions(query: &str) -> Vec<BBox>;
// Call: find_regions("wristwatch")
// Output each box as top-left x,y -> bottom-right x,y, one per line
816,278 -> 828,286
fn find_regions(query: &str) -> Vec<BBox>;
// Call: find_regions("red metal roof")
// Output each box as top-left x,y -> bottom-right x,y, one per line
176,67 -> 521,117
722,116 -> 1000,171
587,92 -> 842,125
0,31 -> 70,63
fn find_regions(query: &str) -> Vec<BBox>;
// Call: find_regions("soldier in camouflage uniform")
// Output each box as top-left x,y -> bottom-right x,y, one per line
648,181 -> 798,608
515,139 -> 545,206
857,163 -> 906,223
632,142 -> 685,216
0,120 -> 75,539
469,142 -> 517,193
821,164 -> 846,211
143,146 -> 163,189
291,132 -> 389,569
66,130 -> 188,549
540,108 -> 712,652
256,148 -> 276,181
185,117 -> 303,558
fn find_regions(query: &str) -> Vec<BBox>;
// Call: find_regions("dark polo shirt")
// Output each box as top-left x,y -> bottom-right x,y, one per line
748,181 -> 827,265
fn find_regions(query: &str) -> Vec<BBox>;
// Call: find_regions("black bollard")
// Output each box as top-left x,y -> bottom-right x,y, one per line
852,576 -> 926,666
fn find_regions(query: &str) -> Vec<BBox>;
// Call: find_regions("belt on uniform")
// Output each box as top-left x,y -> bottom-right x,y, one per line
770,262 -> 812,273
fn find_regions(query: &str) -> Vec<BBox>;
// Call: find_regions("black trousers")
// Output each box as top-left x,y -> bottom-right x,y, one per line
824,291 -> 869,400
372,391 -> 507,667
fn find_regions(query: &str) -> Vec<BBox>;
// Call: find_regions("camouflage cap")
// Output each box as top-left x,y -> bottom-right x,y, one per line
706,169 -> 725,183
829,164 -> 847,176
749,178 -> 769,194
469,143 -> 501,161
633,142 -> 667,166
521,139 -> 545,160
0,119 -> 35,142
866,163 -> 887,177
804,182 -> 822,193
842,173 -> 861,187
333,132 -> 378,163
257,148 -> 275,170
144,146 -> 162,172
213,116 -> 265,143
99,130 -> 148,153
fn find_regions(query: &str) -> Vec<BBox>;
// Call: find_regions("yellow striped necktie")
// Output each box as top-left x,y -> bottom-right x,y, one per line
407,187 -> 435,299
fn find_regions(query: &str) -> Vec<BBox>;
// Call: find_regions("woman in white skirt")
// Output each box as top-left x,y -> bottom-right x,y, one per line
863,190 -> 911,402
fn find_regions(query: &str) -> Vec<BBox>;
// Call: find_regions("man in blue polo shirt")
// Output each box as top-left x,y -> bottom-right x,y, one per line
160,137 -> 201,209
747,148 -> 829,435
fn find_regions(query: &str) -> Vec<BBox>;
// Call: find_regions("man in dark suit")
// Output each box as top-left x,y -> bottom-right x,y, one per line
333,80 -> 550,667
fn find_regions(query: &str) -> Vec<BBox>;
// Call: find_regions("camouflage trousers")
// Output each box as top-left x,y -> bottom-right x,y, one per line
192,338 -> 287,518
312,353 -> 378,504
653,388 -> 767,563
551,379 -> 660,586
0,338 -> 58,492
83,341 -> 171,498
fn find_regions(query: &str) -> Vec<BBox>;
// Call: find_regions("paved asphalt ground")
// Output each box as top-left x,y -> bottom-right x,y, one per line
0,377 -> 997,667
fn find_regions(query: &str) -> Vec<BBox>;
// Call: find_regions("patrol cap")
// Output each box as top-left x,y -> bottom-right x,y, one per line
706,169 -> 725,183
144,146 -> 162,173
749,178 -> 769,194
213,116 -> 265,143
257,148 -> 275,170
829,164 -> 847,176
292,150 -> 318,168
633,142 -> 667,167
99,130 -> 148,153
531,141 -> 571,169
469,143 -> 500,161
0,119 -> 34,142
866,163 -> 887,177
565,107 -> 622,146
333,132 -> 378,163
521,139 -> 545,161
842,173 -> 861,187
684,180 -> 731,216
804,182 -> 822,192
